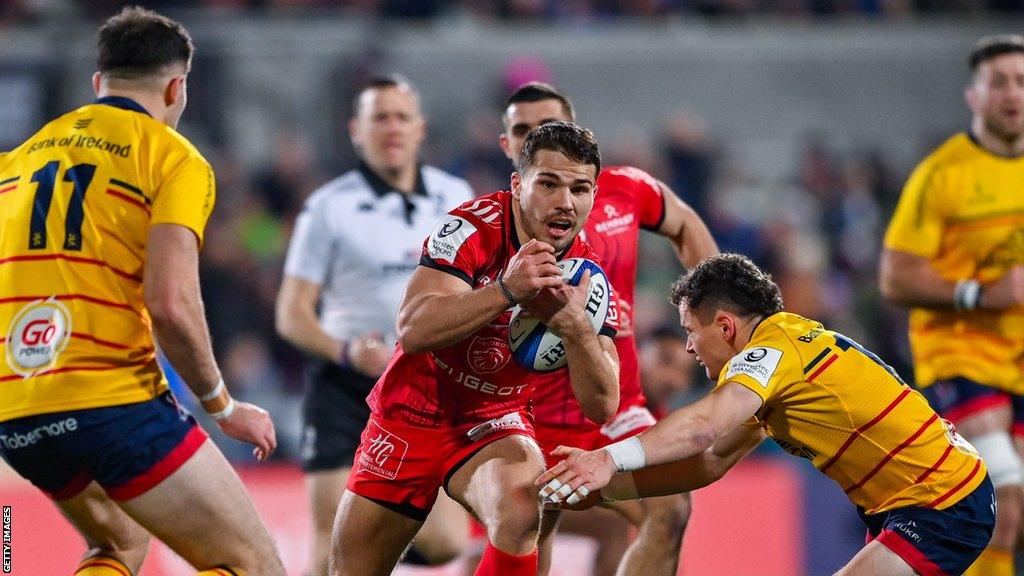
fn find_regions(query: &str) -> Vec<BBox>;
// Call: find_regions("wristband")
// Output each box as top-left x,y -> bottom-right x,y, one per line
208,397 -> 236,421
602,436 -> 646,473
497,275 -> 518,306
198,379 -> 226,403
954,279 -> 982,311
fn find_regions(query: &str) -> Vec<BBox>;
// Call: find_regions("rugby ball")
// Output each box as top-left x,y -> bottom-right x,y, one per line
508,258 -> 611,372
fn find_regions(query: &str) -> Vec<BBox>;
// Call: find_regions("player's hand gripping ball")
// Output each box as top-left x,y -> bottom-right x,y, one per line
508,258 -> 611,372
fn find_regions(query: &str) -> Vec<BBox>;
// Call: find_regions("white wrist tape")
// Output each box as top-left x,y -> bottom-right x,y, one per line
208,397 -> 236,421
954,279 -> 982,311
602,436 -> 646,472
198,378 -> 226,402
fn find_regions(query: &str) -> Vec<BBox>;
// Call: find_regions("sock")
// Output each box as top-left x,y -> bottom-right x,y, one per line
74,556 -> 131,576
963,548 -> 1013,576
196,568 -> 246,576
473,541 -> 537,576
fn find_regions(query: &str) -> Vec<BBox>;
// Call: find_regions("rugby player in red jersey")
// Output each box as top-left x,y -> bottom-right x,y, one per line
329,121 -> 621,576
497,82 -> 718,576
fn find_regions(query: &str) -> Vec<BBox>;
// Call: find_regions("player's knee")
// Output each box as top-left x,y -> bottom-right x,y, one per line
485,495 -> 541,554
642,494 -> 691,540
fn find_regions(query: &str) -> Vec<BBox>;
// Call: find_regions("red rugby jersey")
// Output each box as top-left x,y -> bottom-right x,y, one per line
366,190 -> 619,427
532,166 -> 666,427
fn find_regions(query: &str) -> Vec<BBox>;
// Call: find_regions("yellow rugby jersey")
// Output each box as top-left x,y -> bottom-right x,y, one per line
718,312 -> 986,514
884,133 -> 1024,392
0,97 -> 215,421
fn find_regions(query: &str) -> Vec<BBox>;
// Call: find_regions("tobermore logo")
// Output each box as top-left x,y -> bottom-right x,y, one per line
6,298 -> 72,377
358,420 -> 409,480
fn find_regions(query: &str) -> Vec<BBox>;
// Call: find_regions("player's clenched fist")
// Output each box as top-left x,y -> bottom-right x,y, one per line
218,402 -> 278,461
501,238 -> 563,302
523,269 -> 592,336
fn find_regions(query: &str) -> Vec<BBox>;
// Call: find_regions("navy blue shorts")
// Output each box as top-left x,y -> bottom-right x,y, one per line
0,392 -> 207,501
859,475 -> 995,576
923,377 -> 1024,437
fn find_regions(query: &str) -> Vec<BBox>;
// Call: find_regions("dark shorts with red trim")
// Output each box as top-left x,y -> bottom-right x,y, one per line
346,411 -> 536,521
0,391 -> 206,501
922,377 -> 1024,437
300,359 -> 377,472
859,474 -> 995,576
535,403 -> 656,467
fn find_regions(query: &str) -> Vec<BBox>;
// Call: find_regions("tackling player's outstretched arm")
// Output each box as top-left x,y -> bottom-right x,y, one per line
145,223 -> 276,459
601,423 -> 765,503
656,181 -> 718,268
398,237 -> 563,354
536,381 -> 762,502
618,381 -> 761,467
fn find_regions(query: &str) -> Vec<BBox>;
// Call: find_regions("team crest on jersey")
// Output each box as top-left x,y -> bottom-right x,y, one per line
467,335 -> 512,374
5,298 -> 72,378
428,216 -> 477,263
358,420 -> 409,480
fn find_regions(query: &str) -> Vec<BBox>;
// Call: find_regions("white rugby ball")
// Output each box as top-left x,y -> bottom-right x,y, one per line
508,258 -> 612,372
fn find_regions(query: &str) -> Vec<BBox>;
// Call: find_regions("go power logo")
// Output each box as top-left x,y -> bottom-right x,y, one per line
5,298 -> 72,377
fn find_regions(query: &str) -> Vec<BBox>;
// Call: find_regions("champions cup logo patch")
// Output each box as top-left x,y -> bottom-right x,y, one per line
744,348 -> 768,362
428,216 -> 477,262
725,347 -> 783,389
438,219 -> 463,238
359,421 -> 409,480
467,335 -> 511,374
5,298 -> 72,377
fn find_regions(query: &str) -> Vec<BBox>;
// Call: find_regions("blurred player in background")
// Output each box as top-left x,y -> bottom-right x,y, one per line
275,75 -> 473,575
0,7 -> 283,575
330,121 -> 620,576
541,253 -> 995,576
479,82 -> 717,576
880,35 -> 1024,576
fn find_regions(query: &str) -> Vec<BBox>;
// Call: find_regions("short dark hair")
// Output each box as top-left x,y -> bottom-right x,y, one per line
518,121 -> 601,177
670,254 -> 783,322
506,82 -> 575,123
352,73 -> 421,117
969,35 -> 1024,73
97,6 -> 194,80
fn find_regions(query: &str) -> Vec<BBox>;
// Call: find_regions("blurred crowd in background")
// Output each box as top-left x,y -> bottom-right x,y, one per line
4,0 -> 1024,23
